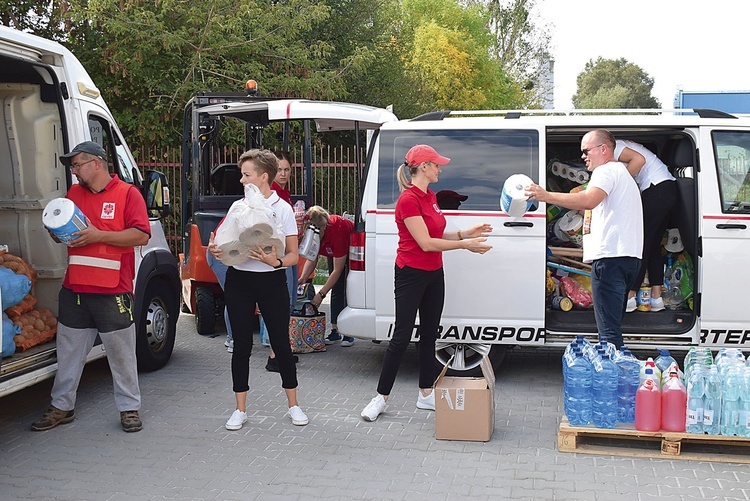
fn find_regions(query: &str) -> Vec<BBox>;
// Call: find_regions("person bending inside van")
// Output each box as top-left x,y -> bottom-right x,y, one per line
360,144 -> 492,422
614,140 -> 677,313
299,206 -> 355,346
526,130 -> 643,349
32,141 -> 150,433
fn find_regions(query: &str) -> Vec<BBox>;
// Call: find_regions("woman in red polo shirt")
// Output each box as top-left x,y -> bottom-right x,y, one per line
360,144 -> 493,422
300,206 -> 355,346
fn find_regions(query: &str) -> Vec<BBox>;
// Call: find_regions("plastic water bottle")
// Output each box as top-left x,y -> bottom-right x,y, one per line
685,365 -> 706,434
721,365 -> 743,436
655,349 -> 677,376
739,366 -> 750,438
703,365 -> 722,435
635,378 -> 661,431
591,354 -> 618,429
615,349 -> 640,423
662,371 -> 687,432
562,342 -> 581,415
564,351 -> 592,426
640,358 -> 661,385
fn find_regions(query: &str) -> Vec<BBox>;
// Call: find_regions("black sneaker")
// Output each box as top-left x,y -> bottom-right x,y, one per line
120,410 -> 143,433
31,405 -> 75,431
325,329 -> 343,345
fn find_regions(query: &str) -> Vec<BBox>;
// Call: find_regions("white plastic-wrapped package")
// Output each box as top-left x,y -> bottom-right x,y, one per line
214,184 -> 287,265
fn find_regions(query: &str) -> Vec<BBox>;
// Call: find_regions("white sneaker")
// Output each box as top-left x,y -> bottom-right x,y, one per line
225,338 -> 234,353
225,409 -> 247,430
287,405 -> 309,426
417,390 -> 435,411
650,297 -> 665,312
626,296 -> 637,313
361,395 -> 387,421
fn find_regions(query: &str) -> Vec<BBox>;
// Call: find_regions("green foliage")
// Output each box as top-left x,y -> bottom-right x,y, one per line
573,57 -> 660,109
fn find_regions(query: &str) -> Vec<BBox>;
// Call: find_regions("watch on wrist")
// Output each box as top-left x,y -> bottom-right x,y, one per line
273,258 -> 283,269
318,290 -> 326,298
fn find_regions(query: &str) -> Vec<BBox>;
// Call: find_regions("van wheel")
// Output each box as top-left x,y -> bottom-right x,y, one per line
195,287 -> 216,335
435,343 -> 508,377
136,280 -> 177,372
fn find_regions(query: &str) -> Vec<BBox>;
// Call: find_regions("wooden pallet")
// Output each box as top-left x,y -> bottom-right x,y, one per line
558,418 -> 750,464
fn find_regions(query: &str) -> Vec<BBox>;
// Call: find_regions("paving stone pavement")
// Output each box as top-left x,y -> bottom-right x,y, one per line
1,304 -> 750,501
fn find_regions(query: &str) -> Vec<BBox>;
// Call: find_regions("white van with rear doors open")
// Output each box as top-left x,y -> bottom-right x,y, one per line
338,108 -> 750,375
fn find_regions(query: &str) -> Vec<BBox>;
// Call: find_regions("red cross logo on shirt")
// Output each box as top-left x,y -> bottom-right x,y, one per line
101,202 -> 116,220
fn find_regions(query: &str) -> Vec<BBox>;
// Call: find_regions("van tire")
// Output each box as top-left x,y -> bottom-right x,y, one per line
436,343 -> 509,377
195,287 -> 216,335
136,280 -> 177,372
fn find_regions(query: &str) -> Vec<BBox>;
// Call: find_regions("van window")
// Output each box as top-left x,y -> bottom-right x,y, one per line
88,115 -> 134,184
712,131 -> 750,213
377,129 -> 540,210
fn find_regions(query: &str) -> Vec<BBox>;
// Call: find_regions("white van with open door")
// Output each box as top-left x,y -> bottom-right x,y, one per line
0,26 -> 180,396
338,108 -> 750,374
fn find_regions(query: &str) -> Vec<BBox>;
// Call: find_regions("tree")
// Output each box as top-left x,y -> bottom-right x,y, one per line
573,57 -> 660,109
479,0 -> 553,108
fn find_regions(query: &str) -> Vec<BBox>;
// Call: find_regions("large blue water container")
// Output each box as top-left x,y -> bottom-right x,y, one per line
615,349 -> 640,423
592,354 -> 619,428
565,351 -> 592,426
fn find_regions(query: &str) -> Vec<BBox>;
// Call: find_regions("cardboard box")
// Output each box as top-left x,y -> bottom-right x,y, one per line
434,355 -> 496,442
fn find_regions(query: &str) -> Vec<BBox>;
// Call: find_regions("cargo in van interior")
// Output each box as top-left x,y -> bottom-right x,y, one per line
544,129 -> 698,341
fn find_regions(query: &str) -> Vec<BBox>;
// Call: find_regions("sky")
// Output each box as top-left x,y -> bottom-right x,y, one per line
535,0 -> 750,109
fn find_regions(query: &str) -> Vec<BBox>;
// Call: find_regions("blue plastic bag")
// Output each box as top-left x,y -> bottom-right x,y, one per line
0,267 -> 31,310
2,313 -> 19,358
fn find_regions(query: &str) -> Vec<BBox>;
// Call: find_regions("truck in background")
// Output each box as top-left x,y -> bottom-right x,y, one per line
179,87 -> 397,334
0,26 -> 180,397
674,90 -> 750,115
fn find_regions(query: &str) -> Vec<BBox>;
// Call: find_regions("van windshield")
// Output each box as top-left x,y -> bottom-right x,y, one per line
377,129 -> 540,211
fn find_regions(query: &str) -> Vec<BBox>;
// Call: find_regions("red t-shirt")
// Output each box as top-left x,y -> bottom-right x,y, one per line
319,215 -> 354,259
395,186 -> 446,271
271,181 -> 292,206
63,175 -> 151,294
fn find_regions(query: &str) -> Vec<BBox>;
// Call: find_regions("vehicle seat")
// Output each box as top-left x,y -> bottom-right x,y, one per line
671,139 -> 697,256
210,163 -> 242,195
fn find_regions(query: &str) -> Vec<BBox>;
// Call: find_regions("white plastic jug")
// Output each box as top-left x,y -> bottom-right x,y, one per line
299,224 -> 321,261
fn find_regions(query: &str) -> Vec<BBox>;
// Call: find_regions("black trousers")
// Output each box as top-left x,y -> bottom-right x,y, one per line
376,265 -> 444,395
225,267 -> 298,391
631,179 -> 678,290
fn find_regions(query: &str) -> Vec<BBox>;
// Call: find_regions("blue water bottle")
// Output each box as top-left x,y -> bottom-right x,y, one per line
722,366 -> 743,436
615,349 -> 640,423
592,353 -> 618,428
565,351 -> 592,426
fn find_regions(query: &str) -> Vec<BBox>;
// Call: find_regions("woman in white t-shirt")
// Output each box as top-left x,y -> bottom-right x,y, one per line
207,149 -> 308,430
614,139 -> 677,312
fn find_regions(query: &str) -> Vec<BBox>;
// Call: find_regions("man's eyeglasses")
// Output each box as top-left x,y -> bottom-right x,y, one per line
69,159 -> 96,170
581,144 -> 604,156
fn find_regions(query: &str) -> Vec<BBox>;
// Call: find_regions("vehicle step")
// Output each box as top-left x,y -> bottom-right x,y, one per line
558,417 -> 750,464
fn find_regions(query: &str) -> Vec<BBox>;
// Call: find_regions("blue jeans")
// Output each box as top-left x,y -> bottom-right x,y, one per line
591,257 -> 641,349
206,250 -> 232,342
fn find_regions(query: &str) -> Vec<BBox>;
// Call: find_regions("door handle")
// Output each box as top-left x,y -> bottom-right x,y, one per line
716,223 -> 747,230
503,221 -> 534,228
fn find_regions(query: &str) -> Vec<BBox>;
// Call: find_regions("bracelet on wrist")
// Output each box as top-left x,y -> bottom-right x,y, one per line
457,229 -> 463,240
273,258 -> 283,269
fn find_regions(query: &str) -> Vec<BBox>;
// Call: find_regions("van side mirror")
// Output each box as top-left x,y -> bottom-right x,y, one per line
143,170 -> 171,219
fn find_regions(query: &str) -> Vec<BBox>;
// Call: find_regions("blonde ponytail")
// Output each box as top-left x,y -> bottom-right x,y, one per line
396,162 -> 418,192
